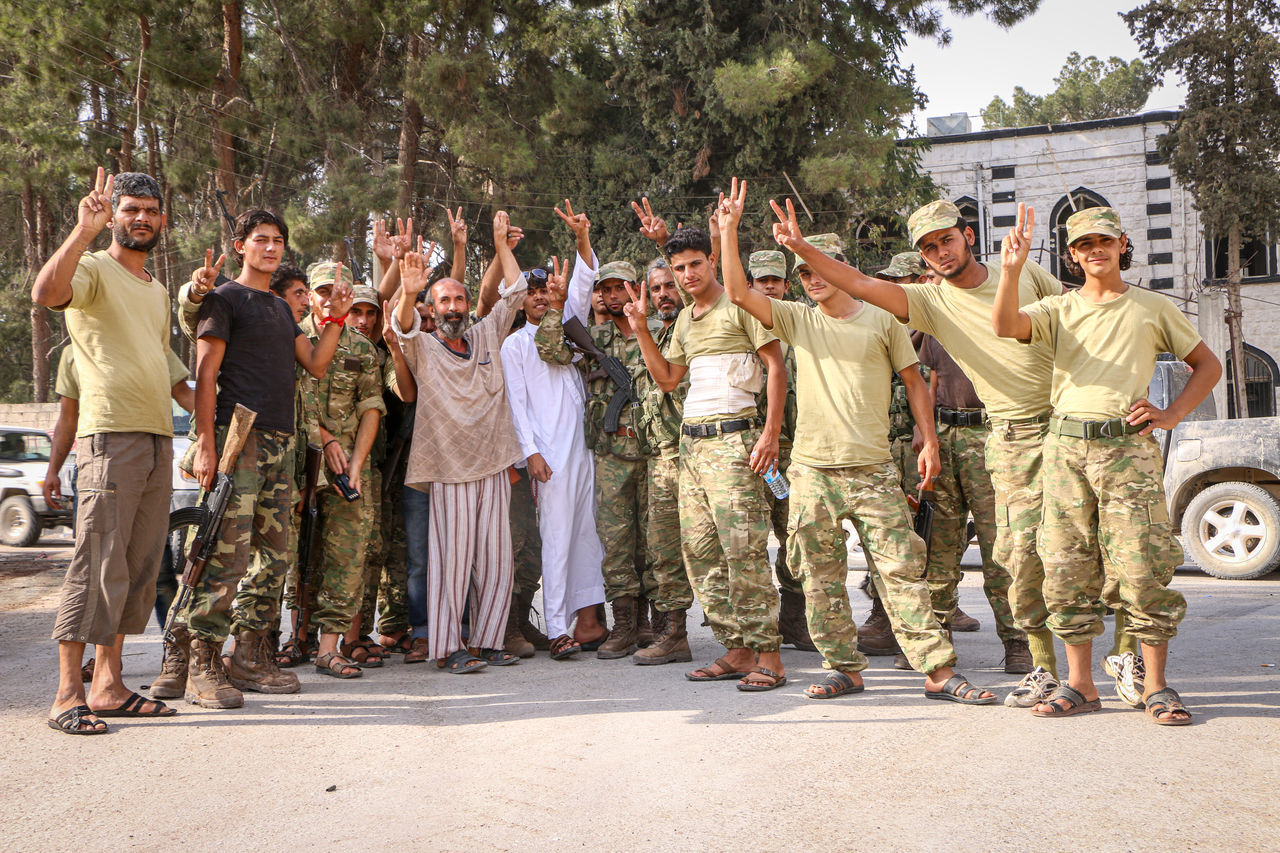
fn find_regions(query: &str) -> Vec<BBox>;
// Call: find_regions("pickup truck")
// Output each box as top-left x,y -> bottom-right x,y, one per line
1156,362 -> 1280,580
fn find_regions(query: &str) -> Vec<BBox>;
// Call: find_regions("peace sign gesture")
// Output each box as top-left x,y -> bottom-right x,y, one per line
716,177 -> 747,232
391,218 -> 415,260
191,247 -> 227,296
77,166 -> 115,235
447,206 -> 467,246
630,197 -> 670,246
545,255 -> 569,310
769,197 -> 805,252
622,279 -> 648,322
1001,202 -> 1034,271
554,199 -> 591,241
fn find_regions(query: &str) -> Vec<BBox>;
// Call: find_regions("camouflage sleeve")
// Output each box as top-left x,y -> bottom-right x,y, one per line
354,343 -> 388,420
535,307 -> 575,366
176,281 -> 202,342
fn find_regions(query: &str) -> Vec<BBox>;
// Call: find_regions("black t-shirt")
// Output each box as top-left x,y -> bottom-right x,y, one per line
196,282 -> 304,433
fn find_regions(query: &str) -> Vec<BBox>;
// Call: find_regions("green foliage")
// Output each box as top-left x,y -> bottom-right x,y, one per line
981,51 -> 1160,128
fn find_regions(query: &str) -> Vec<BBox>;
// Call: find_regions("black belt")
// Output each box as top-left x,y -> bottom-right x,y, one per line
937,408 -> 986,427
1048,414 -> 1143,440
681,418 -> 755,438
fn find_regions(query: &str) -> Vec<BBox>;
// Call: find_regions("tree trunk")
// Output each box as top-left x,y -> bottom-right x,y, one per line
214,1 -> 242,256
396,35 -> 423,219
1225,224 -> 1249,419
23,186 -> 53,403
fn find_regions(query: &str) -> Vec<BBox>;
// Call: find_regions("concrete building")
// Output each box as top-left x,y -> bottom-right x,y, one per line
909,110 -> 1279,417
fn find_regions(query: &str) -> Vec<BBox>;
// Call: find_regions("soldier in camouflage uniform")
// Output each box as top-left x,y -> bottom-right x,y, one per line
504,465 -> 545,657
996,205 -> 1216,723
746,249 -> 814,653
300,264 -> 386,677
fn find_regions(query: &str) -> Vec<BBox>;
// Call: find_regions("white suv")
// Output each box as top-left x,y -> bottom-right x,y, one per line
0,426 -> 75,547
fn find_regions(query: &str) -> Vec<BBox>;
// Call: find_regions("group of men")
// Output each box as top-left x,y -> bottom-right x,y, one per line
40,162 -> 1212,735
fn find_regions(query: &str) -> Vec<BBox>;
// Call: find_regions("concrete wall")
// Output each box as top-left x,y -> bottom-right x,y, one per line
0,403 -> 60,433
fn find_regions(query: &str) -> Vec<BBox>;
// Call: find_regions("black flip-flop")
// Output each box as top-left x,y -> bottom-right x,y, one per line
93,691 -> 177,718
473,648 -> 520,667
805,671 -> 866,699
48,704 -> 109,735
925,674 -> 998,706
439,649 -> 487,674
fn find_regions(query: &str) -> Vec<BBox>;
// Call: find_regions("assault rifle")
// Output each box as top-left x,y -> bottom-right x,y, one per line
562,315 -> 632,433
292,442 -> 324,659
344,236 -> 369,284
212,189 -> 237,287
163,405 -> 258,641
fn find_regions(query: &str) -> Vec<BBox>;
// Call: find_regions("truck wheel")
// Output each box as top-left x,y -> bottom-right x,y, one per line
1183,482 -> 1280,580
0,495 -> 41,547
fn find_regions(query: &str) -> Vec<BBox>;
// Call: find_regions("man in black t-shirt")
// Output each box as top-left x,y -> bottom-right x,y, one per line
163,209 -> 351,709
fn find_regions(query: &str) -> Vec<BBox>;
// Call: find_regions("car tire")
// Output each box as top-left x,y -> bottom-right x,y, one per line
1183,482 -> 1280,580
0,495 -> 41,547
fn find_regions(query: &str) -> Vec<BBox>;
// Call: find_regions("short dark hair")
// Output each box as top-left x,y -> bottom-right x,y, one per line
233,209 -> 289,246
111,173 -> 162,211
663,226 -> 712,259
1061,239 -> 1135,278
269,263 -> 307,296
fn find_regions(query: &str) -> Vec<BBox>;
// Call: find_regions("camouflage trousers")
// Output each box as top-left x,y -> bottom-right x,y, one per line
510,467 -> 544,598
1041,431 -> 1186,644
646,446 -> 695,612
355,468 -> 383,631
595,452 -> 651,602
789,461 -> 956,675
768,444 -> 800,596
311,458 -> 374,634
925,422 -> 1020,641
372,453 -> 410,634
985,416 -> 1051,633
678,427 -> 780,653
183,427 -> 294,643
864,435 -> 919,599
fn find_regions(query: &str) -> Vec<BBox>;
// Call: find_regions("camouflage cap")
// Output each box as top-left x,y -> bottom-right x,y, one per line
794,233 -> 845,271
595,260 -> 637,286
306,261 -> 354,290
908,200 -> 965,247
748,250 -> 787,280
876,251 -> 927,280
350,285 -> 380,308
1066,206 -> 1123,246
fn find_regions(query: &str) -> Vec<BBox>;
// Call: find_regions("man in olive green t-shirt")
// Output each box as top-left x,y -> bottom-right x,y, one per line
33,168 -> 180,733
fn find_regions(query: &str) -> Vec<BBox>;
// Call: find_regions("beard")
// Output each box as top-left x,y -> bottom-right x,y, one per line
657,301 -> 680,322
606,303 -> 626,317
436,311 -> 468,340
113,223 -> 160,252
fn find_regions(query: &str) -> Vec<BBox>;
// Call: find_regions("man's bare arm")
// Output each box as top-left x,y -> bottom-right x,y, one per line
43,397 -> 79,510
750,340 -> 785,475
32,167 -> 115,309
623,281 -> 687,392
901,365 -> 940,487
718,179 -> 773,328
992,203 -> 1034,340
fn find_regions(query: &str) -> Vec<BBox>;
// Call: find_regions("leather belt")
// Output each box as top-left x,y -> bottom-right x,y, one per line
937,408 -> 986,427
1049,414 -> 1143,440
681,418 -> 755,438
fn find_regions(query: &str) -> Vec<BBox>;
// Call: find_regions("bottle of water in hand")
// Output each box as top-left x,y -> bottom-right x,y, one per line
763,462 -> 789,500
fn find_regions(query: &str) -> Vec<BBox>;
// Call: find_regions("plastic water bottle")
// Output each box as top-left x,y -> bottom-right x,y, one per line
763,462 -> 789,499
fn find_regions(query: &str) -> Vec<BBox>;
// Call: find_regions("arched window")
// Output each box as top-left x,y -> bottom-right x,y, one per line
1226,343 -> 1279,418
1050,188 -> 1110,285
852,215 -> 906,271
953,196 -> 983,259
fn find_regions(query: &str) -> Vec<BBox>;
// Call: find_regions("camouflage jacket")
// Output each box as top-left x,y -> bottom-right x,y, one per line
889,364 -> 932,440
299,315 -> 386,451
756,340 -> 797,447
635,321 -> 689,451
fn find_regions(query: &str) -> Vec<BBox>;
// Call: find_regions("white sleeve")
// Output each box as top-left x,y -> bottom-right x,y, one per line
391,305 -> 422,341
564,250 -> 598,324
501,335 -> 540,462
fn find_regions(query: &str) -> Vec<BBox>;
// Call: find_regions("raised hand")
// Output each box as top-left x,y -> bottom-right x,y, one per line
1001,203 -> 1034,270
399,251 -> 429,298
493,209 -> 511,245
447,207 -> 467,245
554,199 -> 590,240
371,218 -> 394,264
76,166 -> 115,235
622,279 -> 648,322
391,217 -> 415,260
328,264 -> 354,318
191,248 -> 227,295
546,255 -> 569,309
716,177 -> 747,231
631,197 -> 669,245
770,198 -> 804,251
505,225 -> 524,251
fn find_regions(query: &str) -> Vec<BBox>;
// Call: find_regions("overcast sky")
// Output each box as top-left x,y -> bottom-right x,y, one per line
902,0 -> 1188,133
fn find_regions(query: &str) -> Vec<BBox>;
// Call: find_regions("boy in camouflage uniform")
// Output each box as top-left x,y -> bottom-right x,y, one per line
995,205 -> 1219,723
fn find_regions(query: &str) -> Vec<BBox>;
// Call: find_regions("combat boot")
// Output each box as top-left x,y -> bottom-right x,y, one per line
1003,636 -> 1034,674
636,596 -> 654,648
634,609 -> 692,665
150,624 -> 191,699
504,597 -> 535,659
516,589 -> 550,651
778,589 -> 818,652
951,607 -> 981,632
597,596 -> 638,659
856,595 -> 901,656
185,637 -> 244,709
226,630 -> 301,694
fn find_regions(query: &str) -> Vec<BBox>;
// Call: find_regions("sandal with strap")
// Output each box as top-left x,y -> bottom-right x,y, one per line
315,651 -> 363,679
404,637 -> 432,664
93,691 -> 177,718
1145,687 -> 1193,726
341,639 -> 385,669
737,667 -> 787,692
926,674 -> 999,705
380,634 -> 413,655
1030,684 -> 1102,717
48,704 -> 109,735
805,671 -> 865,699
275,637 -> 308,668
685,656 -> 750,682
550,635 -> 581,661
471,647 -> 520,667
438,649 -> 487,674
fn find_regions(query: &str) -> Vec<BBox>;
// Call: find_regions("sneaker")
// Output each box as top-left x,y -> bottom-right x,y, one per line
1004,666 -> 1059,708
1105,651 -> 1146,708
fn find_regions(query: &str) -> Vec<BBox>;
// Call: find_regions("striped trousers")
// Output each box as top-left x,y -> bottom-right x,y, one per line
427,470 -> 514,659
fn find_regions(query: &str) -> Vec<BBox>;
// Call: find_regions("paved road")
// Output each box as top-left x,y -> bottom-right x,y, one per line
2,546 -> 1277,851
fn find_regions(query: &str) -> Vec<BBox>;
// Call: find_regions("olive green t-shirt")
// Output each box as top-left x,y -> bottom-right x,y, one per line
1023,284 -> 1202,419
54,251 -> 174,438
902,260 -> 1060,420
768,299 -> 917,468
665,291 -> 776,366
55,345 -> 190,400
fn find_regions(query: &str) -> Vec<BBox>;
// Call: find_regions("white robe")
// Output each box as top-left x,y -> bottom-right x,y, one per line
501,252 -> 605,638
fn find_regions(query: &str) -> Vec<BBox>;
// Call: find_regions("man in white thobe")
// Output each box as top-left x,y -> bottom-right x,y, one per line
502,251 -> 606,659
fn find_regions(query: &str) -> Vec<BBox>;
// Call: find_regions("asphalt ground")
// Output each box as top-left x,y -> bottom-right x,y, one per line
1,537 -> 1277,851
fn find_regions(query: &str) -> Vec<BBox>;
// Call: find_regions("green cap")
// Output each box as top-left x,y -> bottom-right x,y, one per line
908,200 -> 965,247
876,251 -> 926,280
1066,206 -> 1123,246
595,260 -> 637,286
794,233 -> 845,272
748,250 -> 787,280
306,261 -> 354,290
351,285 -> 380,308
